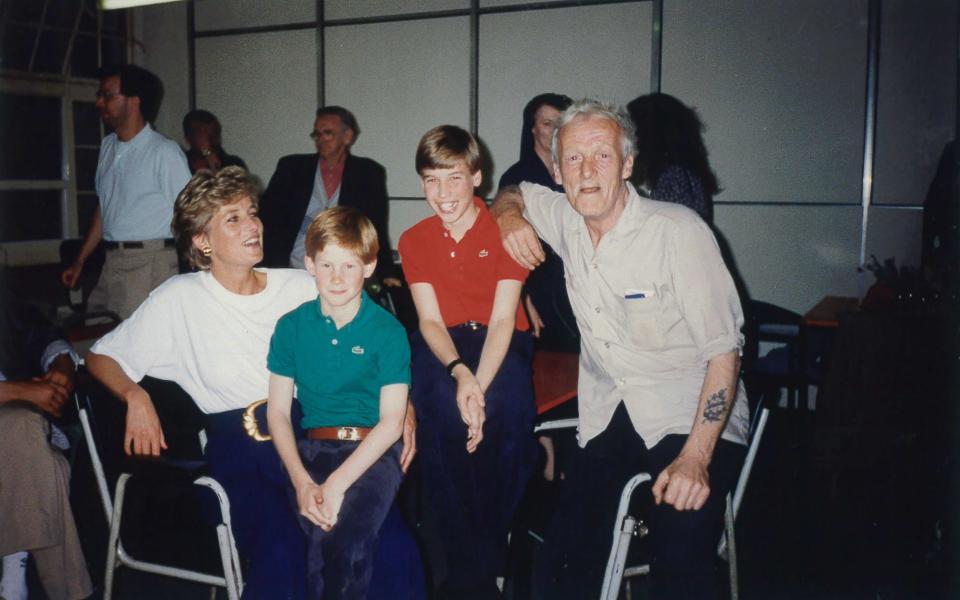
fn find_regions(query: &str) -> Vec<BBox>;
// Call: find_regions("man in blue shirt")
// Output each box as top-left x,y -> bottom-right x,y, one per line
62,64 -> 191,319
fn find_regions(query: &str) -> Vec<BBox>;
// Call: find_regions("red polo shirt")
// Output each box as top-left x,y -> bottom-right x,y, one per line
398,197 -> 530,331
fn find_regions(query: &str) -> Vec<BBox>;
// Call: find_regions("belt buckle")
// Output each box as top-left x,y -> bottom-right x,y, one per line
242,399 -> 271,442
466,321 -> 481,331
337,426 -> 360,441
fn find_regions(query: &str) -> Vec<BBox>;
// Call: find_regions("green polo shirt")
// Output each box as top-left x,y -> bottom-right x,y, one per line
267,291 -> 411,429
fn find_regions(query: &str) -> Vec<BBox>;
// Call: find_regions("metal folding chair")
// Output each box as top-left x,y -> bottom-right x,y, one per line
533,406 -> 770,600
76,388 -> 244,600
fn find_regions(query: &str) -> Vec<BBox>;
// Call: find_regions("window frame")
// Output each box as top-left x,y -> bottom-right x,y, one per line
0,3 -> 130,267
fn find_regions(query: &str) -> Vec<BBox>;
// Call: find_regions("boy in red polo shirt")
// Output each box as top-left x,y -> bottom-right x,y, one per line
398,125 -> 538,598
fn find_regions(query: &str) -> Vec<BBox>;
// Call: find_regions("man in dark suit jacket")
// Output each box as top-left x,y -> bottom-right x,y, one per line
259,106 -> 400,284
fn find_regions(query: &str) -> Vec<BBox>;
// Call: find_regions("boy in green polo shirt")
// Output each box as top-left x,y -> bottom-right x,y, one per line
266,206 -> 410,600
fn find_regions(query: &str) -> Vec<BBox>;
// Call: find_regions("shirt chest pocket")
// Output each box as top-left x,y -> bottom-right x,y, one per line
622,289 -> 664,348
624,286 -> 688,350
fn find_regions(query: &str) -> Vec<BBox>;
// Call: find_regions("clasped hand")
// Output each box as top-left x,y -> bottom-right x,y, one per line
297,479 -> 344,532
454,370 -> 485,453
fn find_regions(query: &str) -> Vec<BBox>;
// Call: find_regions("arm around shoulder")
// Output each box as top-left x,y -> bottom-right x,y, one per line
491,185 -> 544,270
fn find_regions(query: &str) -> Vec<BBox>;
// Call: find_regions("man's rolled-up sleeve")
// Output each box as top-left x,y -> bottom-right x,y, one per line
668,218 -> 745,364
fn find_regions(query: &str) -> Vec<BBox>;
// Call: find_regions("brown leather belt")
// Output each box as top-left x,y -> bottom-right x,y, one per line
307,426 -> 371,442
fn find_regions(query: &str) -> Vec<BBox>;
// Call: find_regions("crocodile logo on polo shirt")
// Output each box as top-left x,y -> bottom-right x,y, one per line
478,249 -> 489,258
351,346 -> 364,355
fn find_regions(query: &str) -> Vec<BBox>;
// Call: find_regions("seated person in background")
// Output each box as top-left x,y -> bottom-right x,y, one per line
259,106 -> 400,288
493,98 -> 749,600
398,125 -> 538,599
627,93 -> 719,223
86,167 -> 418,600
182,109 -> 247,174
267,207 -> 410,599
498,92 -> 579,354
0,286 -> 93,600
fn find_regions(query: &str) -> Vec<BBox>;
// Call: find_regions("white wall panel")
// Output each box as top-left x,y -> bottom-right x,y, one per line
389,200 -> 437,254
663,0 -> 869,204
479,3 -> 651,190
194,0 -> 315,31
713,205 -> 862,314
325,17 -> 471,198
325,0 -> 468,20
195,30 -> 317,185
873,0 -> 957,205
133,2 -> 190,141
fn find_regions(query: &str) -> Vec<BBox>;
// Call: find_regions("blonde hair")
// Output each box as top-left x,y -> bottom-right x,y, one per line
172,166 -> 258,270
415,125 -> 481,175
304,206 -> 379,265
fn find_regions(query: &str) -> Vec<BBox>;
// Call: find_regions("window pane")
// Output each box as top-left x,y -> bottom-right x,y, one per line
46,0 -> 82,28
33,29 -> 70,75
0,94 -> 62,180
73,101 -> 101,146
8,0 -> 44,22
0,190 -> 62,242
71,33 -> 100,79
80,1 -> 99,33
0,23 -> 37,72
77,192 -> 98,236
101,36 -> 126,69
101,10 -> 125,35
75,148 -> 99,192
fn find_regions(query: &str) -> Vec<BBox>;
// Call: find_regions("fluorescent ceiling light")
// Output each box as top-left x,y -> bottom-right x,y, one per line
99,0 -> 183,10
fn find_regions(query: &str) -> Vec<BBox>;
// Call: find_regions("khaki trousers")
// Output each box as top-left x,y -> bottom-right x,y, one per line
87,242 -> 178,319
0,405 -> 93,600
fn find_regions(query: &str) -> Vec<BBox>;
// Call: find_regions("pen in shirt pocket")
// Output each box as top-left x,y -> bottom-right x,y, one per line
624,288 -> 655,300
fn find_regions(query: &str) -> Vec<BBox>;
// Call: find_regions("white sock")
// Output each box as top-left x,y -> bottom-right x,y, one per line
0,552 -> 28,600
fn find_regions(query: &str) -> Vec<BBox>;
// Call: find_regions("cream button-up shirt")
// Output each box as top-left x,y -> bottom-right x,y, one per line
520,182 -> 749,448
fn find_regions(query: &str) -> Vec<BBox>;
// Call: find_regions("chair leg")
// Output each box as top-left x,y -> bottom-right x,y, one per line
601,473 -> 652,600
725,493 -> 738,600
104,473 -> 131,600
216,525 -> 240,600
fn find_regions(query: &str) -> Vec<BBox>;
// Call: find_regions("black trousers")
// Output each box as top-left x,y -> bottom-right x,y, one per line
411,327 -> 538,598
533,402 -> 746,600
296,440 -> 403,600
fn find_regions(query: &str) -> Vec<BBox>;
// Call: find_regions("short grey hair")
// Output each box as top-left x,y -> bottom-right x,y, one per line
551,98 -> 636,164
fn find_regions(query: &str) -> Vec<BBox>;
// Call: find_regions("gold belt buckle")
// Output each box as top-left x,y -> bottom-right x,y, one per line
337,426 -> 360,441
242,399 -> 272,442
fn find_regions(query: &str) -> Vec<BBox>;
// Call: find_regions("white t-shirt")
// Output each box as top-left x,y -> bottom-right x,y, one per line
90,268 -> 317,414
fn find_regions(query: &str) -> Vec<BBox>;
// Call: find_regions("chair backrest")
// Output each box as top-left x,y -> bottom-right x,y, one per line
74,372 -> 207,522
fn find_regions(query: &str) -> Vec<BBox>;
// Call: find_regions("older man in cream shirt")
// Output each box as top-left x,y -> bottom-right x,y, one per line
492,98 -> 749,600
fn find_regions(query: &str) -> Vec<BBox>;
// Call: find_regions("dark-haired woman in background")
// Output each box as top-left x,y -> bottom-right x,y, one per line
497,94 -> 576,597
498,93 -> 578,354
627,93 -> 719,223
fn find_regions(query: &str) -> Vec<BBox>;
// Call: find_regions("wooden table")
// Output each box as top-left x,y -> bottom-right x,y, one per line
803,296 -> 860,328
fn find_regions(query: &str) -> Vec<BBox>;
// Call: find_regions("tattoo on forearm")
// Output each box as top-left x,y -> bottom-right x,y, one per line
701,389 -> 728,424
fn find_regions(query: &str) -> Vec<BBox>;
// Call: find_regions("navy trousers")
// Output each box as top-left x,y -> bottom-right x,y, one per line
411,327 -> 538,598
204,407 -> 307,600
532,402 -> 746,600
295,440 -> 404,600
